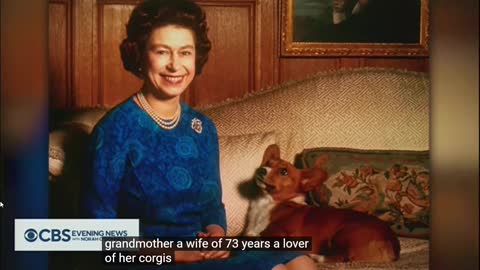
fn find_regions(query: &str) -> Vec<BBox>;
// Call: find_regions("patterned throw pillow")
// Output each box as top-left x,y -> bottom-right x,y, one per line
218,132 -> 277,236
295,148 -> 430,238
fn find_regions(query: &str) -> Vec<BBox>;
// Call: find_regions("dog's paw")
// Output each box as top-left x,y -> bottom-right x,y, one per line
308,254 -> 326,264
244,231 -> 258,237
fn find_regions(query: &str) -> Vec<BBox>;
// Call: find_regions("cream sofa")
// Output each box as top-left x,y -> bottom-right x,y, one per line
49,68 -> 430,269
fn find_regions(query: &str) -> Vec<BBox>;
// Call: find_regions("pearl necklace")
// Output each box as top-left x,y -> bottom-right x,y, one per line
136,92 -> 181,130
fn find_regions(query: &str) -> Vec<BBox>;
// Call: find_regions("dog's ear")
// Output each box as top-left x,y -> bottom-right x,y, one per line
261,144 -> 281,166
300,168 -> 328,192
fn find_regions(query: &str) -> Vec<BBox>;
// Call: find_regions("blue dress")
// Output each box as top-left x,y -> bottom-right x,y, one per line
82,97 -> 300,269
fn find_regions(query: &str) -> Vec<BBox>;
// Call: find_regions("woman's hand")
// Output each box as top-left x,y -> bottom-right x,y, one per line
204,224 -> 226,237
197,224 -> 230,260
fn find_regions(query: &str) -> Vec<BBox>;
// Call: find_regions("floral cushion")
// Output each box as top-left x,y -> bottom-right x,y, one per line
295,148 -> 430,238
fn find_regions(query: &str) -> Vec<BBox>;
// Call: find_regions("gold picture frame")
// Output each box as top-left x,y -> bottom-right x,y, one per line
281,0 -> 429,57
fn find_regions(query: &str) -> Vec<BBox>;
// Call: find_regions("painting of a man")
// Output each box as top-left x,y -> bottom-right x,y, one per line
294,0 -> 421,43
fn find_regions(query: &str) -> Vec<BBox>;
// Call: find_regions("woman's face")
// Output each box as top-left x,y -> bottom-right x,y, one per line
143,24 -> 196,99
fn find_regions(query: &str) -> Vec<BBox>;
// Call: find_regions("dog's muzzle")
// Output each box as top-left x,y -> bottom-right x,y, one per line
254,167 -> 275,192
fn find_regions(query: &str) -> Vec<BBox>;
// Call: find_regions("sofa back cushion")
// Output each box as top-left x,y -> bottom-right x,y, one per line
200,68 -> 430,161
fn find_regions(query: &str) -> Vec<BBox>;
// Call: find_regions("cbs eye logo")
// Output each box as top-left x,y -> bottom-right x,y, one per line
23,228 -> 71,242
24,229 -> 38,242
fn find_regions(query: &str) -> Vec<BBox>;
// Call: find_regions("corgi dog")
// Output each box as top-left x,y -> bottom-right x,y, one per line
245,144 -> 400,262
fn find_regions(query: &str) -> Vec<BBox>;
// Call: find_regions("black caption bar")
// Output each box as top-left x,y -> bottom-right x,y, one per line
102,236 -> 312,252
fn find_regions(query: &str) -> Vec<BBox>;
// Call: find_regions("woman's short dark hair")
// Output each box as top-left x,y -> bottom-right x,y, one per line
120,0 -> 211,78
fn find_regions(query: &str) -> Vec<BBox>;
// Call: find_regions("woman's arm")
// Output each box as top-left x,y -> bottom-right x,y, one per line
82,123 -> 127,218
200,123 -> 227,231
198,122 -> 229,260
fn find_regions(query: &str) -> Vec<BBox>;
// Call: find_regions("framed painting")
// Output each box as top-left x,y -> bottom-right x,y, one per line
281,0 -> 429,57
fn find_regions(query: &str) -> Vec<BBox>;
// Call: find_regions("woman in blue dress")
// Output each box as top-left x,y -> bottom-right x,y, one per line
83,0 -> 316,269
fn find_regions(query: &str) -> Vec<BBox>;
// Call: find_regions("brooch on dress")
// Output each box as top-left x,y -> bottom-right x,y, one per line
191,118 -> 202,134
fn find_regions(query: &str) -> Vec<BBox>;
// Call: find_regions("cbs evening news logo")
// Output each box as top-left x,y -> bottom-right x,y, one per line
23,228 -> 128,242
15,219 -> 139,251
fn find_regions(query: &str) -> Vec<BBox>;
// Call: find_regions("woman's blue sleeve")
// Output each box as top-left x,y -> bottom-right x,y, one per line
82,123 -> 127,218
201,124 -> 227,231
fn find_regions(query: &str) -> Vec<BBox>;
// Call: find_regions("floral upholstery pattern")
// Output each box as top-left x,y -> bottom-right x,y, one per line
296,148 -> 430,238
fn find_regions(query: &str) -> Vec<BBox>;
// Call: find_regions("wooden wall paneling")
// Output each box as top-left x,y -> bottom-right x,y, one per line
187,0 -> 256,107
98,2 -> 142,107
53,0 -> 429,110
255,0 -> 279,91
73,0 -> 96,107
49,0 -> 71,109
280,57 -> 429,83
364,58 -> 429,72
337,58 -> 367,69
279,58 -> 338,83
